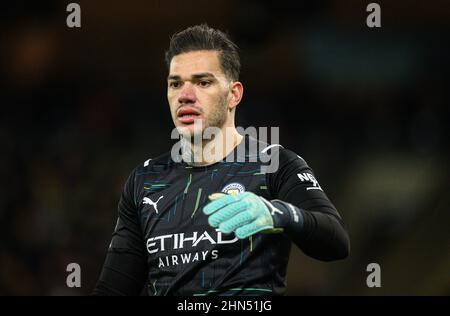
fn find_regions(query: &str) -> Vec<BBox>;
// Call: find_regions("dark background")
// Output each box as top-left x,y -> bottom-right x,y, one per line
1,0 -> 449,295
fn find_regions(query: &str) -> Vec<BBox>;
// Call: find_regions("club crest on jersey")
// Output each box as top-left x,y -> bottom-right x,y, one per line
221,183 -> 246,195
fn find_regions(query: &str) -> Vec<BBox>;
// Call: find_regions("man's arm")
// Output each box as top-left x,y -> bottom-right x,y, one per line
266,148 -> 350,261
92,168 -> 148,295
202,148 -> 350,262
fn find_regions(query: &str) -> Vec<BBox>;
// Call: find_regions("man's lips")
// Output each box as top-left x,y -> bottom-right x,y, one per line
177,107 -> 202,124
177,106 -> 201,116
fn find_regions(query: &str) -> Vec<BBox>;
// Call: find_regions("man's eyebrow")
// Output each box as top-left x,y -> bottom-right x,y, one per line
191,72 -> 215,79
167,75 -> 181,81
167,73 -> 216,81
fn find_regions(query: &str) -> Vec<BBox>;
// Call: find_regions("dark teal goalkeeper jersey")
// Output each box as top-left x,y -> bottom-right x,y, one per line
93,135 -> 350,296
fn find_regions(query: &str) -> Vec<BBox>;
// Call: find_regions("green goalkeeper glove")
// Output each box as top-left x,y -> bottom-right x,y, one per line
203,192 -> 284,239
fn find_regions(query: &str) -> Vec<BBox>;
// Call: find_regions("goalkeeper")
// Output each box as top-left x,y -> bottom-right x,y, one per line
93,24 -> 350,296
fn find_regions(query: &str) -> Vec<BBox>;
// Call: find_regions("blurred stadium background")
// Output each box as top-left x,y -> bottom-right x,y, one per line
1,0 -> 449,295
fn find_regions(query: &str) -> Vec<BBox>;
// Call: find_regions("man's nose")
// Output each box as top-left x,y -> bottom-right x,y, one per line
178,82 -> 197,104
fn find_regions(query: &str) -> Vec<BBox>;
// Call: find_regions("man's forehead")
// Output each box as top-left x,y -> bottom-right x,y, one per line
169,50 -> 223,77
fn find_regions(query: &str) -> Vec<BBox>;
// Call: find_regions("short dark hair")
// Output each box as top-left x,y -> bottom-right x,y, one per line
165,24 -> 240,81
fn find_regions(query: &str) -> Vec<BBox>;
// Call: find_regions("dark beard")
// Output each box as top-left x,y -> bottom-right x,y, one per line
205,92 -> 228,130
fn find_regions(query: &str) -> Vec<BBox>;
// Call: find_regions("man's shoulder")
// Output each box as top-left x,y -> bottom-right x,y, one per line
131,151 -> 174,177
245,135 -> 308,169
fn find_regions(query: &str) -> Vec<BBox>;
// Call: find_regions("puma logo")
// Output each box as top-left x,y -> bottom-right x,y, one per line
143,196 -> 164,214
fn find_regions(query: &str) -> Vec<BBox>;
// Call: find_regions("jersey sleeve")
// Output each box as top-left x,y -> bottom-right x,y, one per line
266,148 -> 350,261
92,167 -> 148,295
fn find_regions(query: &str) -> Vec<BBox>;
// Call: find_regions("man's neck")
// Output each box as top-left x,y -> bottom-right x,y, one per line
181,127 -> 243,167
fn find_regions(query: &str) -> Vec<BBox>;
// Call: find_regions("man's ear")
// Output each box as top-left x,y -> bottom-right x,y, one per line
229,81 -> 244,110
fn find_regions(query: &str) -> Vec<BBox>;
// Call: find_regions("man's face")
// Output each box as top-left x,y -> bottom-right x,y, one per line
167,50 -> 231,137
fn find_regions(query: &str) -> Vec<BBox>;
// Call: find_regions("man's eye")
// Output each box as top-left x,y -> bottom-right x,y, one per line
198,80 -> 211,87
169,81 -> 181,88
